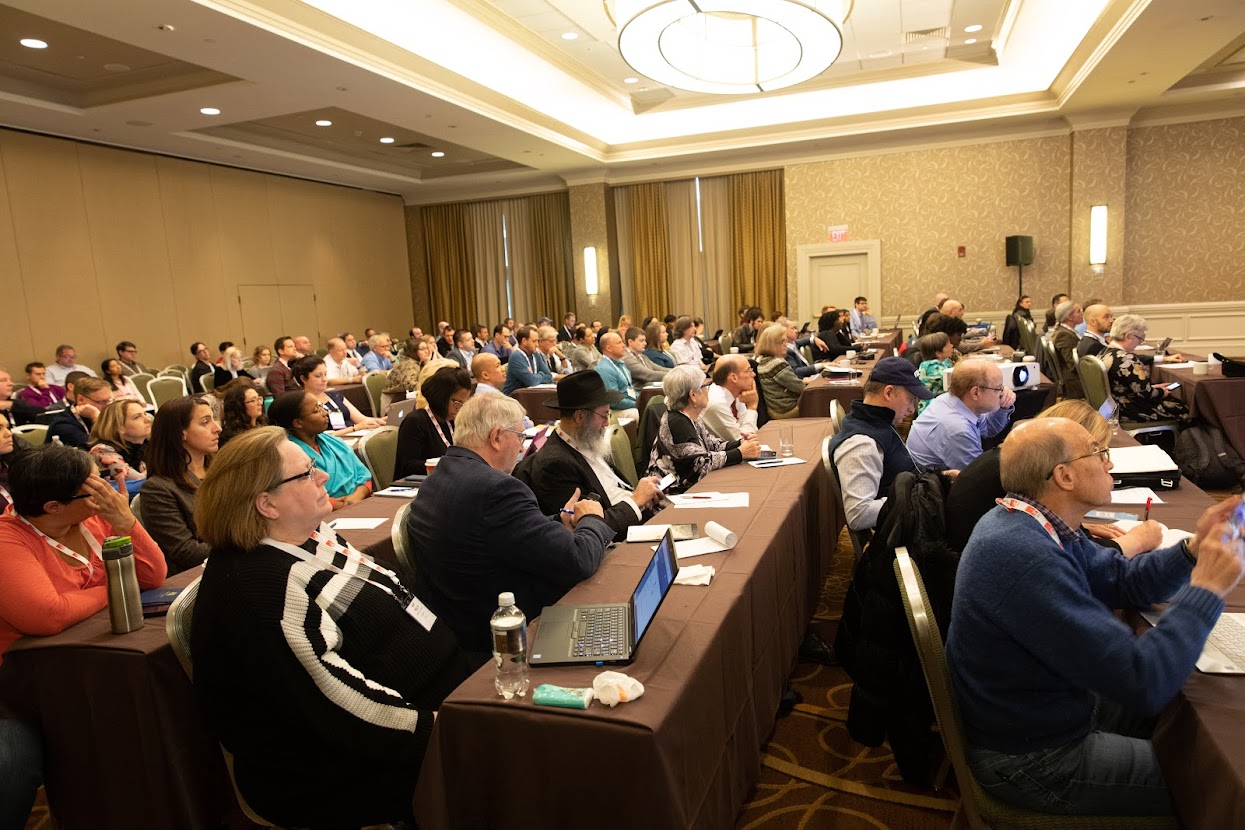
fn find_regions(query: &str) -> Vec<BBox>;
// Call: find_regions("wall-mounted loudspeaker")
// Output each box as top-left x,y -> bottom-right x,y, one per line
1005,235 -> 1034,267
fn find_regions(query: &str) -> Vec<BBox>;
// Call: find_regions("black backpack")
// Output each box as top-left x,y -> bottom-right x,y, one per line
1174,422 -> 1245,489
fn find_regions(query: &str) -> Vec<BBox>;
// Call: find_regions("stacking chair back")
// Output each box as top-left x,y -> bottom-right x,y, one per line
147,376 -> 188,409
12,424 -> 48,445
391,497 -> 417,589
357,425 -> 399,490
130,373 -> 156,406
363,371 -> 388,419
609,425 -> 639,487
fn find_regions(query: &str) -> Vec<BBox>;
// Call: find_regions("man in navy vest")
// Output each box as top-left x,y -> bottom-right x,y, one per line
828,357 -> 933,531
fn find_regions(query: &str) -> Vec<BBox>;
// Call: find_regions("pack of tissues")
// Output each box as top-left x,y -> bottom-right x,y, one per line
593,671 -> 645,707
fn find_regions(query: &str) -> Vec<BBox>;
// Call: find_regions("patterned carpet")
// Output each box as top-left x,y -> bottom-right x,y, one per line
736,529 -> 958,830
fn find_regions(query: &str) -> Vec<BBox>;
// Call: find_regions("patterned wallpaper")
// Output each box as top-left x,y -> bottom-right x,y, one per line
1125,115 -> 1245,304
785,135 -> 1072,317
568,183 -> 613,321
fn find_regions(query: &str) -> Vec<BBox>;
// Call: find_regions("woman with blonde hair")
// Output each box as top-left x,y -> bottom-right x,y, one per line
944,399 -> 1159,556
616,314 -> 633,334
755,323 -> 804,419
87,399 -> 150,485
643,320 -> 675,369
213,346 -> 245,389
190,427 -> 477,828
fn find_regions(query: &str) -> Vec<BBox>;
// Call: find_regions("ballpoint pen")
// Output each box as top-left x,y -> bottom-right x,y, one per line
1144,497 -> 1152,522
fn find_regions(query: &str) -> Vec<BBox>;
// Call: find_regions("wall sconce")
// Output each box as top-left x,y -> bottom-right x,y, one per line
583,246 -> 599,296
1089,205 -> 1108,266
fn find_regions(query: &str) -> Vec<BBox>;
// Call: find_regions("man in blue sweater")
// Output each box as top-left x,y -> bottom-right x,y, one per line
948,417 -> 1244,816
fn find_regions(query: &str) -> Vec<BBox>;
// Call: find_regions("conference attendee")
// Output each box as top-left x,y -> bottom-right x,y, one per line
44,345 -> 97,388
1101,314 -> 1190,424
668,316 -> 704,368
828,357 -> 930,531
380,339 -> 425,413
1051,300 -> 1086,399
812,310 -> 854,361
566,325 -> 601,372
341,332 -> 365,363
1044,292 -> 1070,333
615,314 -> 633,338
470,325 -> 488,353
0,368 -> 41,427
218,382 -> 267,448
395,366 -> 473,479
360,333 -> 394,373
1078,303 -> 1115,358
908,360 -> 1015,470
409,326 -> 425,342
435,323 -> 454,357
559,312 -> 577,343
914,313 -> 969,365
86,400 -> 150,484
590,320 -> 603,336
917,292 -> 950,336
292,357 -> 383,437
212,347 -> 245,390
643,320 -> 675,369
755,323 -> 804,419
517,372 -> 661,541
948,418 -> 1243,817
502,326 -> 553,395
267,392 -> 372,510
536,326 -> 572,376
472,353 -> 504,396
291,335 -> 313,359
48,377 -> 112,449
140,396 -> 219,573
99,358 -> 144,403
215,341 -> 234,366
622,326 -> 670,385
404,394 -> 612,653
188,342 -> 214,393
355,327 -> 377,357
323,337 -> 362,383
249,344 -> 274,377
849,296 -> 877,337
16,363 -> 65,411
732,306 -> 766,353
115,341 -> 149,377
483,325 -> 513,362
915,333 -> 954,414
1001,295 -> 1035,351
503,317 -> 519,346
190,428 -> 477,828
448,328 -> 477,371
780,317 -> 829,378
701,354 -> 760,441
266,336 -> 300,395
0,413 -> 19,513
944,400 -> 1160,555
646,365 -> 759,492
594,332 -> 640,416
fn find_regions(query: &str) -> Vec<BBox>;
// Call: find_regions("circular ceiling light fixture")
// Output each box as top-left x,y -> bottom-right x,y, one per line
315,119 -> 332,126
199,107 -> 221,115
20,38 -> 48,49
615,0 -> 851,94
431,151 -> 445,158
379,137 -> 395,144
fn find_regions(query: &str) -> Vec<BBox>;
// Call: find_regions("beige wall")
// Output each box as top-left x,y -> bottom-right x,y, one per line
0,128 -> 412,375
568,183 -> 614,325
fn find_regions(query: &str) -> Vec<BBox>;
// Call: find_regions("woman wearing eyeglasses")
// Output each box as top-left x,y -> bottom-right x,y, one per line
394,366 -> 473,480
140,396 -> 220,574
218,382 -> 267,448
189,427 -> 477,828
1101,314 -> 1189,424
267,391 -> 373,510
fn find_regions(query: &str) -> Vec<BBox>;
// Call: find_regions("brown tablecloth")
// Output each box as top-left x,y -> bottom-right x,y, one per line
0,567 -> 236,830
340,381 -> 373,416
1152,361 -> 1245,460
412,418 -> 836,830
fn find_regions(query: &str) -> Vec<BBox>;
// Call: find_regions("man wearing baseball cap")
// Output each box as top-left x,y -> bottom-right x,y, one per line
827,357 -> 935,532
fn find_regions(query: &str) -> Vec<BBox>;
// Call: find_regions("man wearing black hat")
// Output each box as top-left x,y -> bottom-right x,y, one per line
516,372 -> 662,541
827,357 -> 934,532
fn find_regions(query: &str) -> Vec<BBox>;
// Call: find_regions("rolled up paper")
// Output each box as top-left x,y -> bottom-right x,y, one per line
704,521 -> 737,549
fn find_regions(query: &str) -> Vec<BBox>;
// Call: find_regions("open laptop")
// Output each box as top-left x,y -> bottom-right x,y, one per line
530,528 -> 678,666
386,398 -> 417,426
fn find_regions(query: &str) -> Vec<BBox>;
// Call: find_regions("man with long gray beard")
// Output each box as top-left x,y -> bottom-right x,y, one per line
517,371 -> 662,541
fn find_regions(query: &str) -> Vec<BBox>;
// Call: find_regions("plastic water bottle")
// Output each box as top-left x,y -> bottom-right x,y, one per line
491,592 -> 529,699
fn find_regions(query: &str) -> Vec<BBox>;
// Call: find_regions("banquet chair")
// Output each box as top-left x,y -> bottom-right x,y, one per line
1077,355 -> 1178,442
717,332 -> 733,354
892,549 -> 1176,830
609,425 -> 639,487
830,399 -> 846,432
130,373 -> 156,406
199,373 -> 215,392
147,376 -> 188,410
821,436 -> 868,561
12,424 -> 48,446
363,371 -> 388,419
357,426 -> 399,491
391,496 -> 417,589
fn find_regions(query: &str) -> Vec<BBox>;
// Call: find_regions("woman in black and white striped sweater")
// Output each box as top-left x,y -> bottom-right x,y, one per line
190,426 -> 480,828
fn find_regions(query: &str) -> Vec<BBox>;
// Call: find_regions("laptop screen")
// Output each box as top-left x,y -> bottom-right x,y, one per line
632,533 -> 676,642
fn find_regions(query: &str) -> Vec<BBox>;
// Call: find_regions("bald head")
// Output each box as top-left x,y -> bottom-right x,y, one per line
599,331 -> 625,359
940,299 -> 965,318
1000,419 -> 1078,499
472,352 -> 503,388
1084,303 -> 1114,336
711,353 -> 754,394
934,292 -> 949,307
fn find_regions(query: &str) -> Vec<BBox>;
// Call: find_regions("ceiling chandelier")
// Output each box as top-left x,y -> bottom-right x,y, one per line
614,1 -> 852,95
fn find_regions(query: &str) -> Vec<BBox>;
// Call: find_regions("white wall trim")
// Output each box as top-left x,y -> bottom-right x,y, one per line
795,240 -> 883,324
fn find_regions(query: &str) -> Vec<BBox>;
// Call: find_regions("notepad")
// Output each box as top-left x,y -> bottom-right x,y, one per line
1109,487 -> 1164,505
327,517 -> 388,530
1106,445 -> 1179,474
1113,519 -> 1193,550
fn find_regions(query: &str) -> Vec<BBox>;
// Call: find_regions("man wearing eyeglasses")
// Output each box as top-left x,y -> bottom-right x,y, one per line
948,417 -> 1244,817
908,360 -> 1015,471
47,377 -> 113,449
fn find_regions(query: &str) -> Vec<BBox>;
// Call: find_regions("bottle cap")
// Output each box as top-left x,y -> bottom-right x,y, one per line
101,536 -> 134,560
498,592 -> 515,607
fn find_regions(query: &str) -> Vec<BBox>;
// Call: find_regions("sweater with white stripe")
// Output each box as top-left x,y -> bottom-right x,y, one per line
191,537 -> 480,826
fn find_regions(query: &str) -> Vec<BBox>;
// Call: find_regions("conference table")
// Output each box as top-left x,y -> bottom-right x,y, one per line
1152,359 -> 1245,460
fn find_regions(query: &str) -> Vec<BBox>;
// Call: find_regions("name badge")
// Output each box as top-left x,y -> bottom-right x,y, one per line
405,596 -> 437,631
328,410 -> 347,430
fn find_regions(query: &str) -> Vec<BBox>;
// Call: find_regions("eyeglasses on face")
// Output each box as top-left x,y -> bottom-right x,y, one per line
1045,445 -> 1111,479
975,385 -> 1004,395
273,464 -> 317,489
59,493 -> 92,504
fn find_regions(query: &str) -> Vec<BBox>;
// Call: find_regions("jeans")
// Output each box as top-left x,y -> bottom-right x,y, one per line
966,696 -> 1173,816
0,718 -> 44,830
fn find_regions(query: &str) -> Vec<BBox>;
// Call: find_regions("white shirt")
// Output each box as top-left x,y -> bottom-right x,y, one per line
324,354 -> 360,380
46,362 -> 97,387
669,338 -> 701,367
474,382 -> 501,396
556,427 -> 642,519
542,349 -> 570,374
701,383 -> 758,442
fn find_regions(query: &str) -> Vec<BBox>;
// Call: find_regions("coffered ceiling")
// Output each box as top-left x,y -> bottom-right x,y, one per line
0,0 -> 1242,205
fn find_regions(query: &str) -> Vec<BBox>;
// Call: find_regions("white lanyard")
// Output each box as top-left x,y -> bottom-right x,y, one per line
19,516 -> 101,576
997,497 -> 1064,550
431,415 -> 453,450
0,484 -> 10,507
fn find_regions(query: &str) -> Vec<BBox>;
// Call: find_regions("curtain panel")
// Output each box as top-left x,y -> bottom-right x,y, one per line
727,169 -> 788,318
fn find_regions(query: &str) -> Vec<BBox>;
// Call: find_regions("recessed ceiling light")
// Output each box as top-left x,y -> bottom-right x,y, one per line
964,38 -> 977,45
624,77 -> 639,84
103,63 -> 131,73
379,137 -> 395,144
315,119 -> 332,126
20,38 -> 48,49
199,107 -> 221,115
561,32 -> 578,40
431,151 -> 445,158
964,24 -> 983,33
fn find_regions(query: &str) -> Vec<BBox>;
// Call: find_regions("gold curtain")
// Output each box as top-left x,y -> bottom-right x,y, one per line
727,169 -> 787,317
695,176 -> 733,334
421,202 -> 479,328
511,191 -> 574,323
664,179 -> 699,320
467,200 -> 508,329
624,182 -> 671,321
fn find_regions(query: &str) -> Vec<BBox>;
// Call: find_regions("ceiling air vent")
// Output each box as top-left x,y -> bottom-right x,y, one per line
904,27 -> 949,43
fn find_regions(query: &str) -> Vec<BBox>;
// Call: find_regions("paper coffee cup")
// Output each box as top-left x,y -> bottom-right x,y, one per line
425,457 -> 441,474
1193,362 -> 1209,376
1153,354 -> 1164,364
1022,355 -> 1036,363
846,350 -> 857,361
730,347 -> 739,354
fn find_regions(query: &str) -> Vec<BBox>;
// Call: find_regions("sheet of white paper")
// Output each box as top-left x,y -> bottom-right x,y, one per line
748,457 -> 807,469
628,524 -> 671,543
327,517 -> 387,530
1107,445 -> 1179,474
668,492 -> 749,509
825,365 -> 857,374
659,521 -> 738,559
1157,362 -> 1195,369
1110,487 -> 1164,505
373,486 -> 420,499
1113,519 -> 1194,549
529,383 -> 557,389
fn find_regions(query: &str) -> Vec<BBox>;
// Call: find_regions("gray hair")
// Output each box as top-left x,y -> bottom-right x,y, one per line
1000,419 -> 1075,499
367,333 -> 386,350
663,364 -> 706,411
1055,300 -> 1079,324
454,394 -> 526,449
1110,313 -> 1147,341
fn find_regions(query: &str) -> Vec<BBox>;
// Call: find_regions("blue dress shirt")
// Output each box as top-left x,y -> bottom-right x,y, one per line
906,392 -> 1013,470
594,357 -> 637,409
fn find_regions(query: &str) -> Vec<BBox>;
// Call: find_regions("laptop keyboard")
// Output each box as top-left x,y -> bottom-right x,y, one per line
571,607 -> 626,658
1204,614 -> 1245,672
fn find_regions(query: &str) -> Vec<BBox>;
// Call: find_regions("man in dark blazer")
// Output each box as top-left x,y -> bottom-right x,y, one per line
514,372 -> 662,541
404,393 -> 613,654
558,312 -> 577,343
1051,300 -> 1085,399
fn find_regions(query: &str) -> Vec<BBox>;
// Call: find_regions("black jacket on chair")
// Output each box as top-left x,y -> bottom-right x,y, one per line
515,432 -> 643,541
